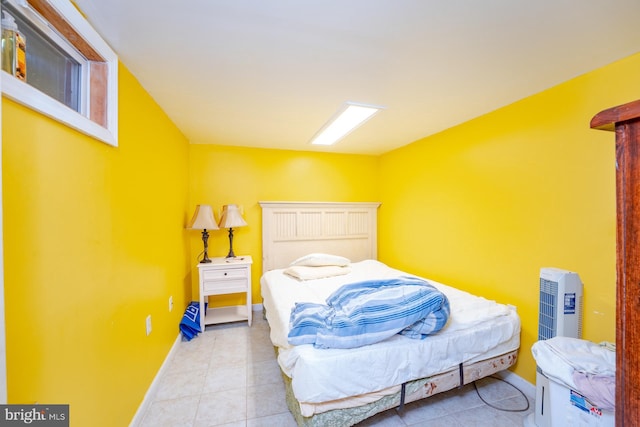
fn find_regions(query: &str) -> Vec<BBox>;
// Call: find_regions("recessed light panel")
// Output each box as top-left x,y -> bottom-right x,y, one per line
311,102 -> 384,146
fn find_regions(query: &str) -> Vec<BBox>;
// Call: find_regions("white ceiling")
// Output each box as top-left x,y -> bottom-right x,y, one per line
74,0 -> 640,155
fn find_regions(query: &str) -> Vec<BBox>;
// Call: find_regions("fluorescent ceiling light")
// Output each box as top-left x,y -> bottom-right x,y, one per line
310,102 -> 384,146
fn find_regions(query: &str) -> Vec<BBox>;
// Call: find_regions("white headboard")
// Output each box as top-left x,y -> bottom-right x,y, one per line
259,201 -> 381,273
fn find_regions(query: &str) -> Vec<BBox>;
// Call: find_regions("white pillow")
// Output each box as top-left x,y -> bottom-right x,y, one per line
284,265 -> 351,281
289,253 -> 351,267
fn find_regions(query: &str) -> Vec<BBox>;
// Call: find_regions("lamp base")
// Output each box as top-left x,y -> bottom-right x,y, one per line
226,227 -> 236,258
200,229 -> 212,263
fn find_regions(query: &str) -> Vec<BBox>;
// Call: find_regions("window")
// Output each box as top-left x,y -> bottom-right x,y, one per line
1,0 -> 118,146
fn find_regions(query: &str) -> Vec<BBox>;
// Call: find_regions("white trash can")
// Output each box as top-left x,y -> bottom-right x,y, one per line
526,367 -> 613,427
527,337 -> 615,427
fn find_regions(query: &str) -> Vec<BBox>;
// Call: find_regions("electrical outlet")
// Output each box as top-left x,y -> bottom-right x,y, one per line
146,315 -> 152,336
169,296 -> 173,312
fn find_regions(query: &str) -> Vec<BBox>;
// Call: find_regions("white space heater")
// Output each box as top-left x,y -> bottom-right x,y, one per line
526,267 -> 586,427
537,267 -> 583,341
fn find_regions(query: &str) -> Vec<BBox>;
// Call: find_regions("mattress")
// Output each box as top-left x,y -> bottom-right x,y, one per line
261,259 -> 521,408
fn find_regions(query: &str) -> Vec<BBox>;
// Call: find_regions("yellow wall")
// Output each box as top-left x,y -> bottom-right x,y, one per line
2,36 -> 638,426
2,63 -> 191,426
187,145 -> 379,303
379,52 -> 640,383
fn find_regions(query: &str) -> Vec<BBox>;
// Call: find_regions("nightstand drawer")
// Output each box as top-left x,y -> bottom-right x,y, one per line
203,279 -> 246,294
202,267 -> 247,282
203,268 -> 247,282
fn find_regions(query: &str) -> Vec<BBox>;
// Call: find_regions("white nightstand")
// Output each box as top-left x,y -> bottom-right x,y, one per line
197,255 -> 253,332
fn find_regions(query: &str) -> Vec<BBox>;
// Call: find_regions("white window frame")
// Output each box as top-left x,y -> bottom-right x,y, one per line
1,0 -> 118,147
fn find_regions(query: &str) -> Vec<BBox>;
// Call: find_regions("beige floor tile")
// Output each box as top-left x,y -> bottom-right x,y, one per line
137,311 -> 534,427
139,395 -> 200,427
203,365 -> 247,394
246,359 -> 281,387
155,369 -> 208,401
246,382 -> 289,419
246,412 -> 297,427
194,388 -> 247,427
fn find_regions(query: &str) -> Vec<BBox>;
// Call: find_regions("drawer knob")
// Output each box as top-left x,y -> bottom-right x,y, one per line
224,272 -> 228,276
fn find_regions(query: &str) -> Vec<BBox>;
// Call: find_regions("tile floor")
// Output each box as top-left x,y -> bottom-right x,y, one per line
137,312 -> 535,427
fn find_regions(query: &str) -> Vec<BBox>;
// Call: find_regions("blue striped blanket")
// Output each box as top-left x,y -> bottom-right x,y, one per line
288,276 -> 450,349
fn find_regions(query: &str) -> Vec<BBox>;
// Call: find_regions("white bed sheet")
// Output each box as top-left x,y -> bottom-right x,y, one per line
260,259 -> 521,405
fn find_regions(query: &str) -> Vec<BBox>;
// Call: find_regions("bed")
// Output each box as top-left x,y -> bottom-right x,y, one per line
259,201 -> 521,426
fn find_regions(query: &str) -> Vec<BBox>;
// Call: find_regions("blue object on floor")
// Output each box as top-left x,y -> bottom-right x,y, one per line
180,301 -> 205,341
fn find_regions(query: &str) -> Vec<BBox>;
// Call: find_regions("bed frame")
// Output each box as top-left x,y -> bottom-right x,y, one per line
259,201 -> 518,426
282,351 -> 518,426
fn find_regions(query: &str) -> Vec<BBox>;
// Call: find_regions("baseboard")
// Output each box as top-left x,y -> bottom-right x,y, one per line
129,333 -> 182,427
494,369 -> 536,398
252,303 -> 263,312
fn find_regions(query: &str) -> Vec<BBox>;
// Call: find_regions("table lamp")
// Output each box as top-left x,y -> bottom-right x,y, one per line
188,204 -> 219,263
218,204 -> 247,258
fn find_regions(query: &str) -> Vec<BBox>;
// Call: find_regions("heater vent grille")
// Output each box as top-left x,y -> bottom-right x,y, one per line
539,278 -> 558,341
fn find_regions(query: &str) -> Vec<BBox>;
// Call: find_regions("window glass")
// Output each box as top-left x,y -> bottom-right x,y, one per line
2,1 -> 81,111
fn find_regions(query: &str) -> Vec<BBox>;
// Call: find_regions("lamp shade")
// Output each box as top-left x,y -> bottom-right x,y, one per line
188,205 -> 219,230
218,204 -> 247,229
